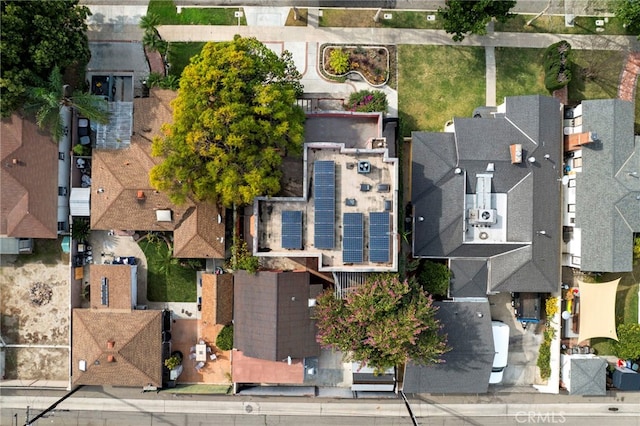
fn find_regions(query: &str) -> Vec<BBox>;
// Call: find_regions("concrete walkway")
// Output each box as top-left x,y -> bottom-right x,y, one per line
155,20 -> 639,109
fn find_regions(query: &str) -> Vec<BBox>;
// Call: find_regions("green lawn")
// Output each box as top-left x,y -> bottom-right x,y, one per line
167,42 -> 205,77
161,384 -> 231,394
494,14 -> 631,35
495,47 -> 548,100
568,50 -> 626,102
139,239 -> 197,302
398,45 -> 485,135
148,0 -> 245,25
319,9 -> 443,29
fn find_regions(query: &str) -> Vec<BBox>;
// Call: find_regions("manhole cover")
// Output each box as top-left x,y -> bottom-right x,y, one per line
30,282 -> 53,306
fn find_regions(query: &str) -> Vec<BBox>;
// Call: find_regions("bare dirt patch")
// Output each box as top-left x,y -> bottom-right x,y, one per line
1,259 -> 70,381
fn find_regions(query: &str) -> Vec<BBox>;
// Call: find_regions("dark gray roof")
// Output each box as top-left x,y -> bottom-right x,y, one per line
233,271 -> 320,361
411,95 -> 562,293
403,300 -> 493,394
566,356 -> 607,396
576,99 -> 640,272
449,259 -> 487,297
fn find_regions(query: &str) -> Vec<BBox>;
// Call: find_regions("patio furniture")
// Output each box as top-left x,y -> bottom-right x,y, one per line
188,353 -> 196,360
210,354 -> 217,361
206,346 -> 212,353
190,346 -> 196,353
195,361 -> 205,372
195,343 -> 207,362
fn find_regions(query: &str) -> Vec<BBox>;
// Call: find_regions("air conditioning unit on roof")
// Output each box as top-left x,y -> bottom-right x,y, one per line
468,208 -> 497,226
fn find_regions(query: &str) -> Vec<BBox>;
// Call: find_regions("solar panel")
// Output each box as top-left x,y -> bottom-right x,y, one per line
369,212 -> 390,263
314,161 -> 335,249
101,277 -> 109,306
343,213 -> 363,263
282,210 -> 303,249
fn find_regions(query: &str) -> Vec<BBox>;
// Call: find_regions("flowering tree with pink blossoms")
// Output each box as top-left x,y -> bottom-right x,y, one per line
314,274 -> 448,374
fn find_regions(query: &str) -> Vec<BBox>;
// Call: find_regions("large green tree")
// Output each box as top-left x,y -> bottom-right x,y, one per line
314,274 -> 449,374
1,0 -> 91,117
150,36 -> 305,207
439,0 -> 516,42
615,0 -> 640,36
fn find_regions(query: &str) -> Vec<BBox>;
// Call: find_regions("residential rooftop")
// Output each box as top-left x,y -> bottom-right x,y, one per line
253,141 -> 399,272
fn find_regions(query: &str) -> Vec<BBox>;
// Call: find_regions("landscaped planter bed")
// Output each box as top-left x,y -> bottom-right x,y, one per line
322,45 -> 390,86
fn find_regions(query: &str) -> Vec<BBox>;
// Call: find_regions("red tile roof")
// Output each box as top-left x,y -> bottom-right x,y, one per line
232,349 -> 304,384
1,114 -> 58,238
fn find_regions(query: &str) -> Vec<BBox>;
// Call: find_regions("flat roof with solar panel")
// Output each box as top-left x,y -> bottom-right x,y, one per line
369,212 -> 390,263
253,141 -> 398,272
343,213 -> 364,263
314,160 -> 335,249
281,210 -> 303,249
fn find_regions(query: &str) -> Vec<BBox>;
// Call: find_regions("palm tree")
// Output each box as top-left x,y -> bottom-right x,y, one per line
139,13 -> 161,33
25,66 -> 110,141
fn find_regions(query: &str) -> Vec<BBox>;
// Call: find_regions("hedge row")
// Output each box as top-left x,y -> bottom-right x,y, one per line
543,40 -> 572,92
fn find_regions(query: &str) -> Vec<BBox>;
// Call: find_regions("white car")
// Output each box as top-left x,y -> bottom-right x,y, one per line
490,320 -> 510,384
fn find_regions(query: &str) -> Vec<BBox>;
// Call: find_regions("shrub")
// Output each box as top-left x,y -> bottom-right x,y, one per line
537,339 -> 552,379
543,40 -> 572,92
229,240 -> 259,274
164,354 -> 181,370
417,260 -> 451,297
72,144 -> 91,156
612,323 -> 640,359
345,90 -> 388,113
216,324 -> 233,351
545,297 -> 559,321
71,218 -> 91,242
329,48 -> 350,75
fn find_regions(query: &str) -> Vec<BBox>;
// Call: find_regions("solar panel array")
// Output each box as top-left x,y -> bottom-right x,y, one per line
282,210 -> 303,249
314,161 -> 335,249
369,212 -> 390,263
343,213 -> 364,263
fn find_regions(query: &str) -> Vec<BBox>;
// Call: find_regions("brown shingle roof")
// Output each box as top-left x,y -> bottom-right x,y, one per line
90,140 -> 193,231
72,309 -> 162,387
90,264 -> 135,310
173,202 -> 225,258
91,89 -> 225,258
201,273 -> 233,325
1,114 -> 58,238
234,271 -> 320,361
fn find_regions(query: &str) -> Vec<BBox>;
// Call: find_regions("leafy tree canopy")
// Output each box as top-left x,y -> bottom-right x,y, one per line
439,0 -> 516,42
150,36 -> 305,207
1,0 -> 91,117
314,274 -> 449,374
25,66 -> 109,141
615,0 -> 640,36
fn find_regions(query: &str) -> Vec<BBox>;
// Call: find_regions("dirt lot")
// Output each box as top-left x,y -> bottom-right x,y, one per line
0,245 -> 70,381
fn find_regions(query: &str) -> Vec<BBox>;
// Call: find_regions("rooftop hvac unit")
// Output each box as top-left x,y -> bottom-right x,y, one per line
468,208 -> 497,226
357,161 -> 371,174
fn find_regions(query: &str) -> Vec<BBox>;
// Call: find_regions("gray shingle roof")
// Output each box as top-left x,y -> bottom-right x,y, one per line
576,99 -> 640,272
449,259 -> 487,297
233,271 -> 320,361
411,95 -> 562,294
403,300 -> 493,394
